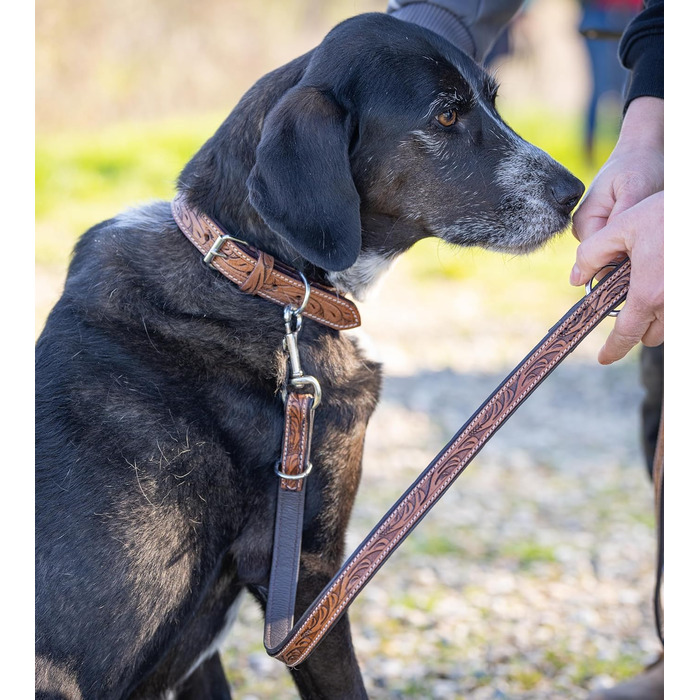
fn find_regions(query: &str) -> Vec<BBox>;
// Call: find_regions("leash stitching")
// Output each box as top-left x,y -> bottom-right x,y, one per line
173,199 -> 360,329
277,271 -> 627,663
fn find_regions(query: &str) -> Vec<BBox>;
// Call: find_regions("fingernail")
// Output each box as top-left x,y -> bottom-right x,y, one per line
569,264 -> 581,286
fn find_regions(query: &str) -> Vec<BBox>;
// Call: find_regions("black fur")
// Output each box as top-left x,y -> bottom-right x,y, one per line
36,13 -> 583,699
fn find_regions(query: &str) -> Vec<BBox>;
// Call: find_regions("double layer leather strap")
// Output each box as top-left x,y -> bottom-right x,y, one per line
171,193 -> 361,331
265,391 -> 316,651
264,259 -> 632,667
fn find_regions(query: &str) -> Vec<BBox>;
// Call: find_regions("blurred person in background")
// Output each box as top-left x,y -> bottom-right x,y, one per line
386,1 -> 663,698
578,0 -> 643,162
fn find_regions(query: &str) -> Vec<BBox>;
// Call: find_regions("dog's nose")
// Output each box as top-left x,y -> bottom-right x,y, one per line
549,175 -> 585,215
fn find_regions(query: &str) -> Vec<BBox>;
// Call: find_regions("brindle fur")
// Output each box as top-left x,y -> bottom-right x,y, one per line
36,13 -> 582,699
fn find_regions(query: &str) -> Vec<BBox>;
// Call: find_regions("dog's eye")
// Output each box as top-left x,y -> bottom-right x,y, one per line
436,109 -> 458,128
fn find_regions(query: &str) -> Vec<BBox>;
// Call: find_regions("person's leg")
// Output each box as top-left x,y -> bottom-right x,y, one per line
588,345 -> 664,700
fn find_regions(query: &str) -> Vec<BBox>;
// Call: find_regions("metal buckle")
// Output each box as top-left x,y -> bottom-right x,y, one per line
275,460 -> 313,480
203,234 -> 247,267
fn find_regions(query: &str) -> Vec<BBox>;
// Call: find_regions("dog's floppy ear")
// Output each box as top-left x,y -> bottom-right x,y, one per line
247,86 -> 361,271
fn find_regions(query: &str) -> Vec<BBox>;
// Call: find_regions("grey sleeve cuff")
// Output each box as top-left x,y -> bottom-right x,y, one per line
387,0 -> 524,63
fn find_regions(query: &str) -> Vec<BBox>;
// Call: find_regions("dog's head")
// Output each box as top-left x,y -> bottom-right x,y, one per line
246,13 -> 584,297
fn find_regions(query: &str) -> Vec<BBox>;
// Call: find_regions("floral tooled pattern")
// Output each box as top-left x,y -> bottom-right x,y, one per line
171,195 -> 361,330
270,261 -> 631,667
279,393 -> 315,493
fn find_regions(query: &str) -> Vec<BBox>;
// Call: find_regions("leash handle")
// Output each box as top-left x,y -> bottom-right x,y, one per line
265,259 -> 631,667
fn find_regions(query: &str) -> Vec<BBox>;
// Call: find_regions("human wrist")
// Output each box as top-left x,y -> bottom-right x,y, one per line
616,96 -> 664,154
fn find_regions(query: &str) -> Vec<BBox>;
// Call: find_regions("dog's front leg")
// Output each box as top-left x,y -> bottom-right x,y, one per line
175,652 -> 232,700
248,550 -> 368,700
285,554 -> 368,700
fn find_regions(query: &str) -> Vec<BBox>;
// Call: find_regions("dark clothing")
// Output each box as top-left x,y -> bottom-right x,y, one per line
386,0 -> 523,62
619,0 -> 664,109
387,0 -> 664,114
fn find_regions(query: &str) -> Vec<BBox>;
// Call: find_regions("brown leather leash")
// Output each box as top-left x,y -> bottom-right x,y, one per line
266,259 -> 632,667
170,196 -> 636,667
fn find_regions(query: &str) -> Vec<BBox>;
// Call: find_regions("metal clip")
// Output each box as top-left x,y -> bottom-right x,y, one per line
281,273 -> 322,409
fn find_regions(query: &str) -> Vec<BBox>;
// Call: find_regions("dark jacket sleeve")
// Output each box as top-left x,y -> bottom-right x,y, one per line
386,0 -> 524,63
619,0 -> 664,110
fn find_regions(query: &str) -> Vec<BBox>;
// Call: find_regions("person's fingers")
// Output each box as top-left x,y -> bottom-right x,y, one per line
641,319 -> 664,348
571,187 -> 611,243
597,293 -> 662,365
572,151 -> 663,243
569,223 -> 627,286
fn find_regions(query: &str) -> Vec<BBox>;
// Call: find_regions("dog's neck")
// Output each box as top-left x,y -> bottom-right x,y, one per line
177,53 -> 331,283
176,52 -> 429,300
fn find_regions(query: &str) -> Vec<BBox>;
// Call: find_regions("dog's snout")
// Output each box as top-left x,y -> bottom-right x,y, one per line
549,175 -> 585,215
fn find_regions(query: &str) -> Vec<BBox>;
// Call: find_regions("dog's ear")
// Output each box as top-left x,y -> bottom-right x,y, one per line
247,86 -> 361,271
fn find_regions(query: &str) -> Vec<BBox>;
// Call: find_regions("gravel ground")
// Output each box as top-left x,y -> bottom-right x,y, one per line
220,261 -> 660,699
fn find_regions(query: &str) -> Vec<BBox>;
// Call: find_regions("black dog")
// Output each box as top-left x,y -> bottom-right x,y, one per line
35,13 -> 583,699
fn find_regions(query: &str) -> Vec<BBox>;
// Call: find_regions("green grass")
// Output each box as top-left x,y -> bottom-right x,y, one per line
501,539 -> 558,570
35,107 -> 617,334
570,653 -> 643,686
35,113 -> 223,267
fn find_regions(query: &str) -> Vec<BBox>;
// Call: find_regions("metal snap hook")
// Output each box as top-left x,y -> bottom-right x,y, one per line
584,262 -> 625,317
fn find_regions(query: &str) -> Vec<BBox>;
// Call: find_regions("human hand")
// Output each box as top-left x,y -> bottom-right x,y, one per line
571,192 -> 663,364
570,97 -> 664,365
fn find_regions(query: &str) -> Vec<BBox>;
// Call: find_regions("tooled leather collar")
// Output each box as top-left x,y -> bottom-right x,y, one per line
171,193 -> 361,331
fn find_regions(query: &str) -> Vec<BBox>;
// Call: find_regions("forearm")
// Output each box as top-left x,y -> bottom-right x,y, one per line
616,96 -> 664,156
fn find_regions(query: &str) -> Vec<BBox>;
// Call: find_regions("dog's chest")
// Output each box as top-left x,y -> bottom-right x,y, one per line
179,594 -> 243,685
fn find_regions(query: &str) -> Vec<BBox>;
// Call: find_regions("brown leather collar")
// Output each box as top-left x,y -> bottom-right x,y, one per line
171,193 -> 361,330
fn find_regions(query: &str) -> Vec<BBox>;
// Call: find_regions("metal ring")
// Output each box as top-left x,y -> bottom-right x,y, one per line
287,271 -> 311,318
290,375 -> 322,409
584,264 -> 623,317
275,461 -> 313,480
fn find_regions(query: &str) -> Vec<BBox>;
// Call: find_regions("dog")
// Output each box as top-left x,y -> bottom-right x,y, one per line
35,12 -> 584,699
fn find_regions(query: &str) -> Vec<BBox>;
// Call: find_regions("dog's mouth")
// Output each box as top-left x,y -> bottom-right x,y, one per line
433,147 -> 584,255
486,144 -> 584,254
426,214 -> 569,257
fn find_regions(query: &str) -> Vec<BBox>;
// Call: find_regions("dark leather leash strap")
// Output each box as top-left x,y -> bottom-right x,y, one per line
265,391 -> 316,651
652,405 -> 664,644
265,258 -> 632,667
171,193 -> 361,331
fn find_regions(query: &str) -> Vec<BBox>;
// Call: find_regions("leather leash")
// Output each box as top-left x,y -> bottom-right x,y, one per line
266,258 -> 632,667
171,197 -> 639,665
169,196 -> 639,666
652,405 -> 664,644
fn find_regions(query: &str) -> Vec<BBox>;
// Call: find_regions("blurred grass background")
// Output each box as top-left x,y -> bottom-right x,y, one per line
35,0 -> 622,337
